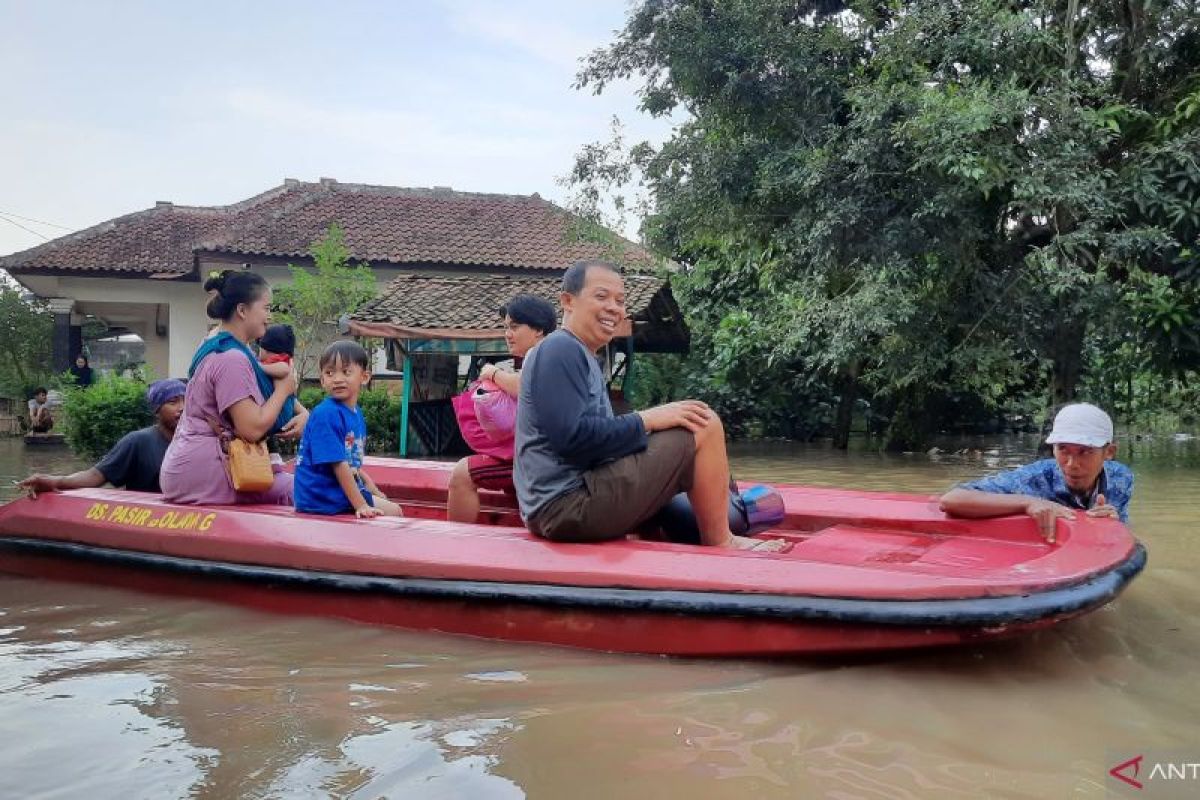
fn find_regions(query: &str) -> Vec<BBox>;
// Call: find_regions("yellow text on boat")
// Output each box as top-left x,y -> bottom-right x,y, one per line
84,502 -> 216,532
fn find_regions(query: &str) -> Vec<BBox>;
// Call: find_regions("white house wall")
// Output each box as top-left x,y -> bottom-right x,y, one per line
16,273 -> 188,377
17,263 -> 406,379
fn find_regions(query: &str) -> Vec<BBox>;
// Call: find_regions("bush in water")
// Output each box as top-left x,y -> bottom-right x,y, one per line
62,374 -> 153,459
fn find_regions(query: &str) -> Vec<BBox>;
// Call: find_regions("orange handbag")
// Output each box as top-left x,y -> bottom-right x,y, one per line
208,416 -> 275,493
226,437 -> 275,492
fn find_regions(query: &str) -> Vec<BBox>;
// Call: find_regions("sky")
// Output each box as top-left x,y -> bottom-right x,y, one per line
0,0 -> 672,256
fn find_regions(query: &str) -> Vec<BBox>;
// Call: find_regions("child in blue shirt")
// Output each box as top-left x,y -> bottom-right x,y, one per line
294,341 -> 403,518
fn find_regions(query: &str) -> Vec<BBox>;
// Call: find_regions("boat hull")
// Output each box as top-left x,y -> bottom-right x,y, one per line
23,432 -> 66,446
0,460 -> 1147,657
0,537 -> 1144,657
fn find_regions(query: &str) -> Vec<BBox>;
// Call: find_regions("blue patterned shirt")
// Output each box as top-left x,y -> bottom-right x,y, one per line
961,459 -> 1134,523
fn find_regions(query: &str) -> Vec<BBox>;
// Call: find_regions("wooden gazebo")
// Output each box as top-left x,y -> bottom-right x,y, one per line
347,273 -> 689,456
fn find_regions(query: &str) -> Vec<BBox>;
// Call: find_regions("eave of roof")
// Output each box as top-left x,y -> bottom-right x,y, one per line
347,273 -> 689,353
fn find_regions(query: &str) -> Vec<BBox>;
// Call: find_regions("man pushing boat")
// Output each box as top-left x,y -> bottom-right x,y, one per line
939,402 -> 1134,543
513,259 -> 785,551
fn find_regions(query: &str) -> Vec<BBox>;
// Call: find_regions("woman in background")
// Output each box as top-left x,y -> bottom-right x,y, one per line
447,294 -> 556,522
70,354 -> 94,387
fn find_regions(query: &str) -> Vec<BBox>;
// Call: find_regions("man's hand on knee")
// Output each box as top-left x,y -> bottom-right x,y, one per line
638,400 -> 715,434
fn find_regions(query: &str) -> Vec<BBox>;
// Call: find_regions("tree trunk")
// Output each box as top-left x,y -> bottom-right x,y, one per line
1050,314 -> 1086,407
883,387 -> 930,452
831,360 -> 861,450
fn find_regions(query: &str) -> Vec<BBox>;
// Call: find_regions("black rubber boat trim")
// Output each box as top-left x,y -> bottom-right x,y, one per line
0,538 -> 1146,627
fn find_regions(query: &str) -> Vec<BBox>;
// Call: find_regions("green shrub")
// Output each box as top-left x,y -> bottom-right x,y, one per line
294,385 -> 400,454
62,375 -> 152,459
59,377 -> 402,460
298,385 -> 325,411
359,387 -> 401,454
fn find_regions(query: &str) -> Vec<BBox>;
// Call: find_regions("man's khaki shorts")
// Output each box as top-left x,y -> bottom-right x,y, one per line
527,428 -> 695,542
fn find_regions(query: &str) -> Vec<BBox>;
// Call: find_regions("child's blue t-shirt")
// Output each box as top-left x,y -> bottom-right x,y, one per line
294,397 -> 368,514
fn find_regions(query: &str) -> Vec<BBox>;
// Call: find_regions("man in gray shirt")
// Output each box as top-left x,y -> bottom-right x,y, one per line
514,260 -> 785,551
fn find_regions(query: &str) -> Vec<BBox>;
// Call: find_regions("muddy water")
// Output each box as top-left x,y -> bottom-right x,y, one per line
0,435 -> 1196,798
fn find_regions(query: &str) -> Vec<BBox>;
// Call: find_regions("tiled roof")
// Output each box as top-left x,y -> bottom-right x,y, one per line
0,204 -> 227,276
348,274 -> 689,352
0,179 -> 659,276
197,182 -> 658,270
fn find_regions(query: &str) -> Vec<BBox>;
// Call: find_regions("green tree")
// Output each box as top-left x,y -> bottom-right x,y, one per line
0,284 -> 54,397
272,224 -> 378,377
571,0 -> 1200,448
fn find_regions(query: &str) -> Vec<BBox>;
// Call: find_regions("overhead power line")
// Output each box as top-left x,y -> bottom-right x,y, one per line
0,209 -> 74,230
0,213 -> 50,241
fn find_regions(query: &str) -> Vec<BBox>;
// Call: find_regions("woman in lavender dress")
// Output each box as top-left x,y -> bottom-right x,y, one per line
160,270 -> 307,505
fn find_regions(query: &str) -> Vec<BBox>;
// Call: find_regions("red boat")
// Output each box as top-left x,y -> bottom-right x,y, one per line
0,457 -> 1145,657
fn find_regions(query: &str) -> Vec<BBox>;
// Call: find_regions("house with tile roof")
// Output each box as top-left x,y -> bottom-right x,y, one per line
0,178 -> 667,379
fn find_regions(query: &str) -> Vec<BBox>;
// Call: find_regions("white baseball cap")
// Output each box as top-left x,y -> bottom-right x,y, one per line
1045,403 -> 1113,448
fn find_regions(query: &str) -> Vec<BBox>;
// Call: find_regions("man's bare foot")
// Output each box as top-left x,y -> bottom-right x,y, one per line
724,534 -> 789,553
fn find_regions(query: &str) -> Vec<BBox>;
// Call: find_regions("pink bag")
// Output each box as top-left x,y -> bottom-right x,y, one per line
473,379 -> 517,441
452,380 -> 514,460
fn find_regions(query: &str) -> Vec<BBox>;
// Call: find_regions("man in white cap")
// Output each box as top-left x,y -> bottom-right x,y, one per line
939,403 -> 1133,542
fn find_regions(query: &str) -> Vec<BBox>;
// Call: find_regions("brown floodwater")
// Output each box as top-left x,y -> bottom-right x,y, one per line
0,434 -> 1196,798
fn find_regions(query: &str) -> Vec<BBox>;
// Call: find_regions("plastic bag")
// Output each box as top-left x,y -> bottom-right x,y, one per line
452,380 -> 514,460
473,379 -> 517,442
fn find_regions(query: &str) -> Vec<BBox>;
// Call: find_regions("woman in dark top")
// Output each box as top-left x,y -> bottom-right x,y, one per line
71,355 -> 95,387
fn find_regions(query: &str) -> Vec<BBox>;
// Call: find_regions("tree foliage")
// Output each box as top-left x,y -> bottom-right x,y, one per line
0,284 -> 54,398
571,0 -> 1200,447
272,224 -> 378,378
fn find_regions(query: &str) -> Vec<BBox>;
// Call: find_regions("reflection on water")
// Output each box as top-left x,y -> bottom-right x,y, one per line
1,436 -> 1198,798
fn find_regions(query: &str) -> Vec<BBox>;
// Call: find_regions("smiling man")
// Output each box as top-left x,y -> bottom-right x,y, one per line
939,403 -> 1134,542
513,259 -> 784,551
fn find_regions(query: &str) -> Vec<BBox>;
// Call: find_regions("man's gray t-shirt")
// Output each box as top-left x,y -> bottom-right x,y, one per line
514,330 -> 647,521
